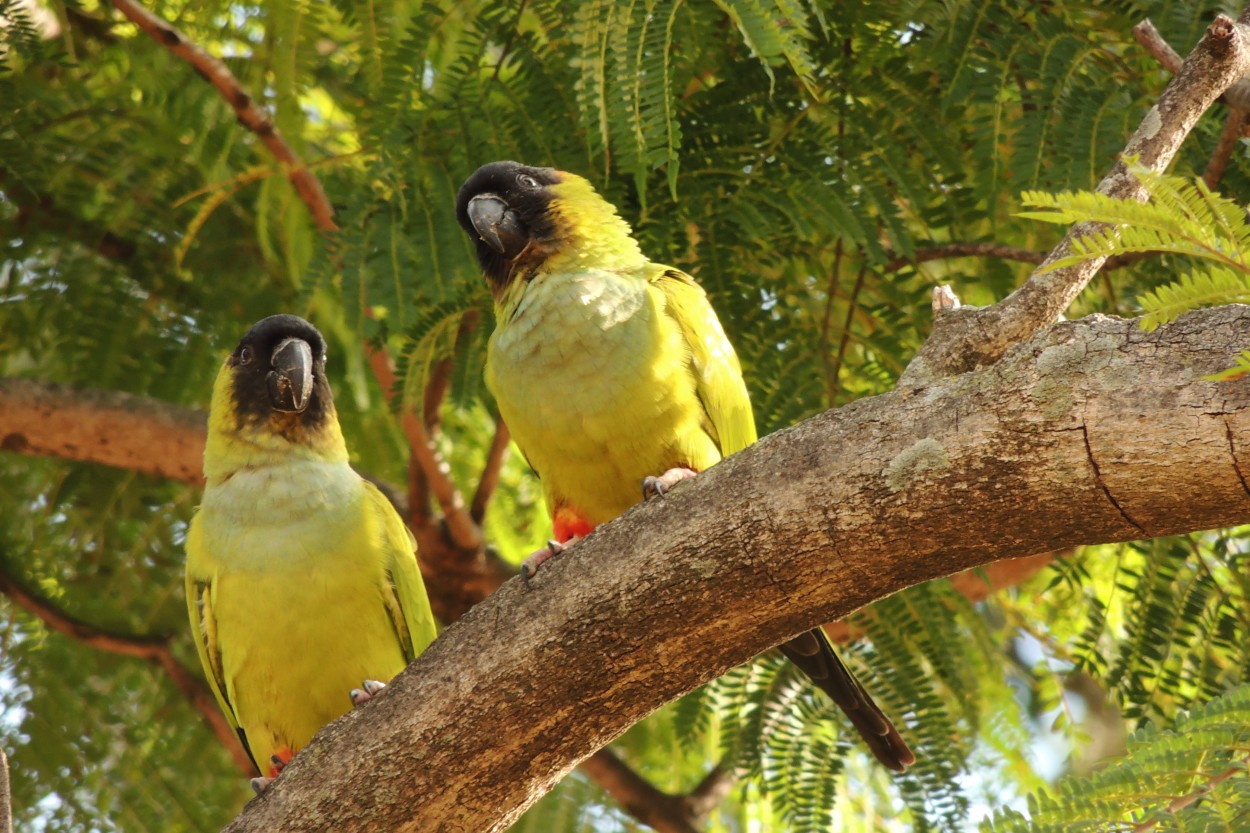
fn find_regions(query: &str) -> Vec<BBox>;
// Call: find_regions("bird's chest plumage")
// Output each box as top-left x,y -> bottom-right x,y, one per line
196,461 -> 365,569
486,270 -> 711,524
189,461 -> 406,761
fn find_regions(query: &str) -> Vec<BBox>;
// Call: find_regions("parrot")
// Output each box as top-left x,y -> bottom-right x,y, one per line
185,314 -> 438,793
455,161 -> 914,772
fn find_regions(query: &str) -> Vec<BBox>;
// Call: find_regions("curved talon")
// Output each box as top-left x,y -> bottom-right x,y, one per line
642,467 -> 698,499
350,679 -> 388,707
250,776 -> 276,795
521,539 -> 568,584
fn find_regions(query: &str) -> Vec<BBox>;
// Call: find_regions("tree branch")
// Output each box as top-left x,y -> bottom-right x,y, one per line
222,304 -> 1250,832
423,310 -> 481,434
685,764 -> 735,823
1133,18 -> 1250,113
366,346 -> 483,553
0,749 -> 10,833
110,0 -> 338,232
0,378 -> 206,485
1203,106 -> 1248,189
883,243 -> 1046,273
0,567 -> 255,775
903,12 -> 1250,383
0,379 -> 1090,831
471,417 -> 511,525
579,749 -> 703,833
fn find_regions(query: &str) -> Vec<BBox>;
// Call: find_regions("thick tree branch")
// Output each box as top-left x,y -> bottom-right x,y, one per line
110,0 -> 338,232
223,305 -> 1250,832
0,378 -> 1075,830
0,377 -> 1046,627
904,12 -> 1250,383
0,567 -> 255,775
0,379 -> 206,485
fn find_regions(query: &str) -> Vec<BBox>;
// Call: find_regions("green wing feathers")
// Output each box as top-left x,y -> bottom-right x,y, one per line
365,481 -> 439,662
183,545 -> 255,769
651,265 -> 758,458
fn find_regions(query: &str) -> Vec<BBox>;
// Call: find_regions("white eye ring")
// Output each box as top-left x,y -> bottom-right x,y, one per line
238,346 -> 255,366
517,174 -> 539,189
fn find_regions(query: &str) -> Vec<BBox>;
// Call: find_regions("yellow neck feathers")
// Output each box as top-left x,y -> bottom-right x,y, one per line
543,175 -> 645,274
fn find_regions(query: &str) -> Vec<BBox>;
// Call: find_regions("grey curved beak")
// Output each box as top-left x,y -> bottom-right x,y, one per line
467,193 -> 525,255
267,337 -> 314,413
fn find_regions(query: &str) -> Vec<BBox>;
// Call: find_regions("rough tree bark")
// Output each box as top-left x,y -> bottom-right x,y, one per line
220,305 -> 1250,833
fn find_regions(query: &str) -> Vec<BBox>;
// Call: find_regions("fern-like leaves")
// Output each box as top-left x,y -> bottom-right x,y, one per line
984,685 -> 1250,833
1020,165 -> 1250,329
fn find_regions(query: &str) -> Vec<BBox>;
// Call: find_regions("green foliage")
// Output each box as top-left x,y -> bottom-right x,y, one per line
1021,165 -> 1250,329
983,685 -> 1250,832
4,0 -> 1250,831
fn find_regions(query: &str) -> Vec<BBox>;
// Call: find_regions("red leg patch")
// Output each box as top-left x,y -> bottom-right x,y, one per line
553,507 -> 596,544
267,746 -> 294,778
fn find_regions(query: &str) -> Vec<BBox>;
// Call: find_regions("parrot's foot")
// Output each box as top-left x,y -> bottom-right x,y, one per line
349,679 -> 387,707
521,538 -> 576,583
642,467 -> 697,499
249,748 -> 295,794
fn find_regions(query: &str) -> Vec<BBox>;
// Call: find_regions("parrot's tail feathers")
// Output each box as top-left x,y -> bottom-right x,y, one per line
779,629 -> 915,773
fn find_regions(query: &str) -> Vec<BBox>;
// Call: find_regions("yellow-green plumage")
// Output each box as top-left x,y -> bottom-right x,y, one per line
457,162 -> 913,771
185,315 -> 436,778
480,171 -> 754,528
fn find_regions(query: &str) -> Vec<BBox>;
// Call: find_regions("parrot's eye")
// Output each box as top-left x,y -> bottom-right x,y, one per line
238,346 -> 255,366
516,174 -> 539,190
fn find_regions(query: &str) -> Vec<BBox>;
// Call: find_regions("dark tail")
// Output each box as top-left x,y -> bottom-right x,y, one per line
778,628 -> 915,772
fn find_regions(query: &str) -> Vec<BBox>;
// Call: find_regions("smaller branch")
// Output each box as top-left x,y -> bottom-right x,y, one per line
0,568 -> 255,776
0,750 -> 10,833
1141,19 -> 1250,188
1131,756 -> 1250,832
407,452 -> 434,528
882,243 -> 1045,273
471,417 -> 511,525
683,764 -> 735,823
827,260 -> 868,407
903,11 -> 1250,384
111,0 -> 338,232
1204,107 -> 1248,189
366,346 -> 482,551
1134,18 -> 1250,112
423,310 -> 481,434
818,239 -> 846,403
579,749 -> 702,833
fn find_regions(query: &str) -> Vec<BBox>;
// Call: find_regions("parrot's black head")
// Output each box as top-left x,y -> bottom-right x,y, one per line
456,161 -> 563,288
225,314 -> 335,434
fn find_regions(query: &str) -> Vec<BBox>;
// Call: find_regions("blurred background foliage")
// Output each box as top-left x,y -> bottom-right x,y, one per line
1,0 -> 1249,830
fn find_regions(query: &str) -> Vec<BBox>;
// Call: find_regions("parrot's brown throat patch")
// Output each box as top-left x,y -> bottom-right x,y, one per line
456,161 -> 562,289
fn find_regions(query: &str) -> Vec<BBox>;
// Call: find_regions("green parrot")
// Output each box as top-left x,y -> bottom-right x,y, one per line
455,161 -> 913,772
185,314 -> 438,792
